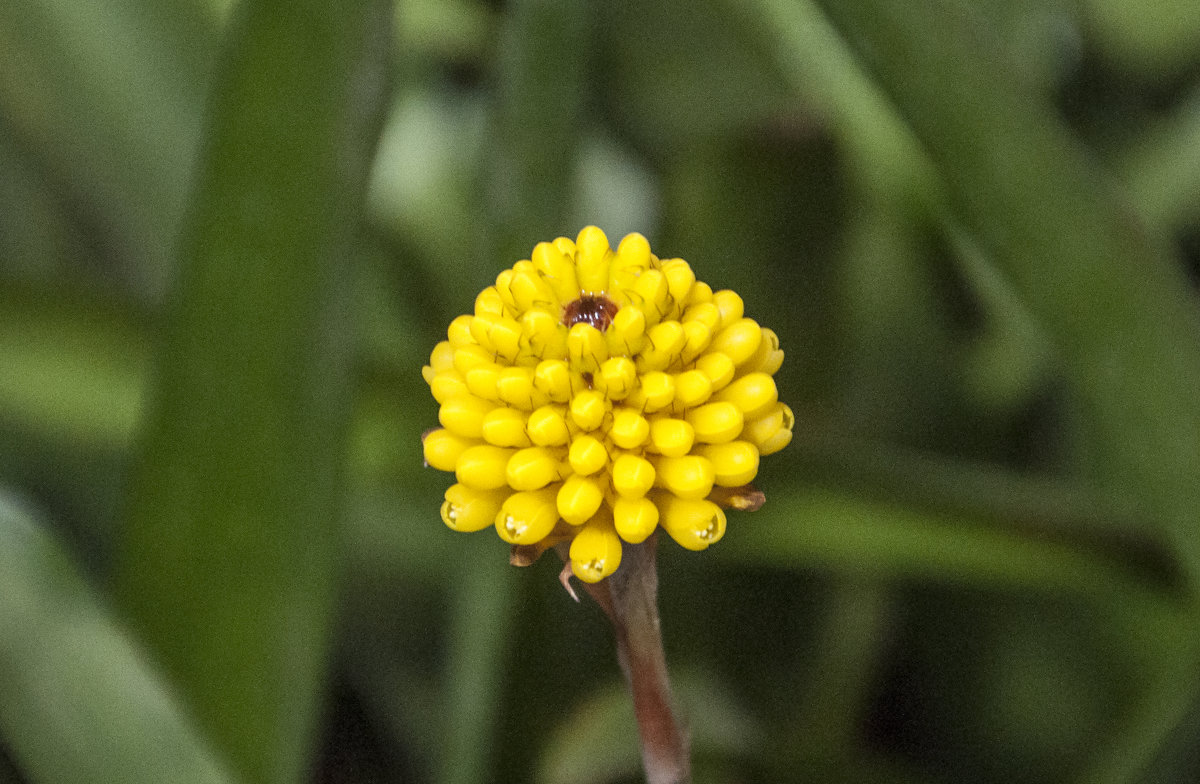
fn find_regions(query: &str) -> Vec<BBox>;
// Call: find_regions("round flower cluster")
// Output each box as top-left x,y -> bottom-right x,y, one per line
422,227 -> 792,583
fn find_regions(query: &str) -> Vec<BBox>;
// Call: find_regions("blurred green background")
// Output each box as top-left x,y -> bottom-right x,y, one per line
3,0 -> 1200,782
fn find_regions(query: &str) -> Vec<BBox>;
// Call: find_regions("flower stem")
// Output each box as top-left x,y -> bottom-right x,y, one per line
581,534 -> 691,784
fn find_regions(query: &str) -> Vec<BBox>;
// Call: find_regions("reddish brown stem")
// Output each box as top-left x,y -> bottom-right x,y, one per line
582,534 -> 690,784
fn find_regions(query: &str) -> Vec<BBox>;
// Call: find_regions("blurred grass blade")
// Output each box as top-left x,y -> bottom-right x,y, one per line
437,540 -> 518,784
787,1 -> 1200,780
725,486 -> 1167,599
0,282 -> 147,451
115,0 -> 393,782
484,0 -> 589,263
0,0 -> 217,292
808,0 -> 1200,581
0,492 -> 238,784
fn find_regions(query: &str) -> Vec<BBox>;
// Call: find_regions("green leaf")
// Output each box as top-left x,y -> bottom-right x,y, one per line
808,0 -> 1200,582
0,0 -> 218,290
1083,0 -> 1200,76
723,485 -> 1165,599
749,2 -> 1200,780
0,492 -> 238,784
0,282 -> 146,450
114,0 -> 393,782
484,0 -> 590,262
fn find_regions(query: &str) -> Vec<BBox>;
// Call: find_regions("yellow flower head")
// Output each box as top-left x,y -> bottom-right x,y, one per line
422,226 -> 793,583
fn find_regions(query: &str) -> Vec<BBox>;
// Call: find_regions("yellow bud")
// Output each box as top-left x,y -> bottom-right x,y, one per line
439,394 -> 494,439
738,326 -> 781,375
628,371 -> 675,413
429,370 -> 468,404
687,280 -> 713,305
569,389 -> 608,431
610,408 -> 650,449
532,241 -> 580,303
752,331 -> 784,376
557,475 -> 605,525
475,286 -> 506,318
628,268 -> 671,323
654,455 -> 715,500
489,317 -> 523,362
567,323 -> 608,373
451,343 -> 492,376
441,484 -> 507,532
494,268 -> 518,312
506,446 -> 561,491
649,417 -> 695,458
612,454 -> 656,498
699,441 -> 760,486
496,488 -> 560,544
575,226 -> 613,293
534,360 -> 573,403
616,232 -> 652,270
495,366 -> 540,409
681,302 -> 721,331
709,318 -> 763,366
673,369 -> 713,408
520,309 -> 565,361
660,258 -> 696,309
553,236 -> 576,256
597,356 -> 637,399
613,496 -> 658,543
464,363 -> 502,401
455,444 -> 514,490
686,401 -> 744,444
638,321 -> 686,372
711,289 -> 745,327
716,372 -> 778,419
481,407 -> 531,448
658,495 -> 726,551
570,517 -> 622,583
680,320 -> 712,364
428,340 -> 456,371
695,351 -> 735,391
468,313 -> 495,350
422,428 -> 472,471
568,434 -> 609,476
511,259 -> 537,280
609,236 -> 652,295
742,402 -> 795,455
447,314 -> 475,347
606,306 -> 647,357
509,270 -> 556,312
526,405 -> 571,446
758,426 -> 793,456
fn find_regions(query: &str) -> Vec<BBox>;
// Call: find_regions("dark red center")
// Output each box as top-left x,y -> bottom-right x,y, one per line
562,295 -> 618,332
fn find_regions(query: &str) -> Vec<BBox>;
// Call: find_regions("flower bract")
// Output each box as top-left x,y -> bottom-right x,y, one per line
422,226 -> 793,583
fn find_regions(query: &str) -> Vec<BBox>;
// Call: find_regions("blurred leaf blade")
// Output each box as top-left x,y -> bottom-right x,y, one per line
114,0 -> 393,782
785,1 -> 1200,780
0,492 -> 239,784
0,0 -> 218,292
0,283 -> 147,450
483,0 -> 589,263
806,0 -> 1200,576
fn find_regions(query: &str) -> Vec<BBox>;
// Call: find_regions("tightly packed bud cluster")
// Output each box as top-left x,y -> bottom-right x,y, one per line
422,227 -> 793,583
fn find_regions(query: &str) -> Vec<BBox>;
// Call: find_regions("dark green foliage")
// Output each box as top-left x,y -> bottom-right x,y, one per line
2,1 -> 1200,783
